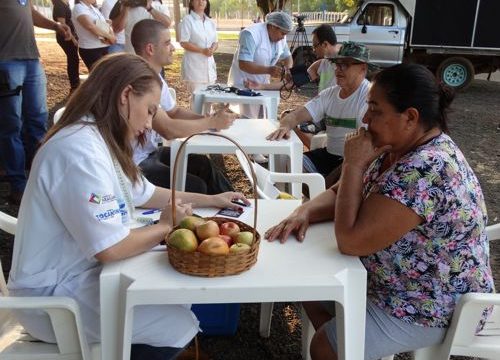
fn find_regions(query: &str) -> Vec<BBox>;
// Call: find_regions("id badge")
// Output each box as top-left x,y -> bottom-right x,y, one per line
19,0 -> 28,6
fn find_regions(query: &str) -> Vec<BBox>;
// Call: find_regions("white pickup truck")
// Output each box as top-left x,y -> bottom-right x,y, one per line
291,0 -> 500,89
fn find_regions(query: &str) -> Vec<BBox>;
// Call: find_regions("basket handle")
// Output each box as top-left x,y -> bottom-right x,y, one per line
171,132 -> 258,234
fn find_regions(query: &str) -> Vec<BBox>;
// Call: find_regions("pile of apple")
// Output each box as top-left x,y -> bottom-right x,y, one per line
167,216 -> 255,256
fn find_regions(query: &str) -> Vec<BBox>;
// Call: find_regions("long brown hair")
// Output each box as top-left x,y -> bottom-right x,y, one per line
45,53 -> 161,183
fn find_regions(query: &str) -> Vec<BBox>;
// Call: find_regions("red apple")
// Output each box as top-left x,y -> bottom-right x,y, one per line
234,231 -> 254,246
198,237 -> 229,255
195,220 -> 220,241
220,221 -> 241,237
219,234 -> 233,246
167,229 -> 198,252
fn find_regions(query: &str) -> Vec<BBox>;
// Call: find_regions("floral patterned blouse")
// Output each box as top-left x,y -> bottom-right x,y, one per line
361,133 -> 494,328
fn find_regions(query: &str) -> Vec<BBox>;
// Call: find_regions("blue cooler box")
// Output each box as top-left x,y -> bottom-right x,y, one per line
191,303 -> 240,335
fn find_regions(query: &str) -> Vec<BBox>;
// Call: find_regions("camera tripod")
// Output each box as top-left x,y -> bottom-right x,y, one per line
289,15 -> 316,67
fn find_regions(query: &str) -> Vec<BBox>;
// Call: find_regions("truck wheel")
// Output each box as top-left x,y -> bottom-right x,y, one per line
292,47 -> 316,68
436,57 -> 474,90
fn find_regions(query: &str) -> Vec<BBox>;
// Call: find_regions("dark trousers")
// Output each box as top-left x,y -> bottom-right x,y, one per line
131,344 -> 184,360
303,147 -> 344,177
139,147 -> 234,195
78,47 -> 109,71
56,35 -> 80,89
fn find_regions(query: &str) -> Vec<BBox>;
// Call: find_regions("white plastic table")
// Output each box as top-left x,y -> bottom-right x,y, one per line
169,118 -> 304,198
100,200 -> 367,360
192,88 -> 280,120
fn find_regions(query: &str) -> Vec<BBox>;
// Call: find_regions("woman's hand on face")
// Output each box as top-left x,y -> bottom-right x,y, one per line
343,127 -> 391,170
264,207 -> 310,243
211,192 -> 251,211
159,199 -> 193,227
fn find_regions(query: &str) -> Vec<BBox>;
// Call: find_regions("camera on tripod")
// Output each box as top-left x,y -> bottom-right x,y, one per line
293,14 -> 307,29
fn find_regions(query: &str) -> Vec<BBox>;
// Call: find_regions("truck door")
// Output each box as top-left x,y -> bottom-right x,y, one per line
349,1 -> 405,67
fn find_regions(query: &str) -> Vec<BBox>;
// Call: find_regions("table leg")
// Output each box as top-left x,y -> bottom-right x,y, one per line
301,305 -> 313,360
259,302 -> 274,338
336,270 -> 367,360
289,142 -> 303,198
192,94 -> 204,115
100,271 -> 134,360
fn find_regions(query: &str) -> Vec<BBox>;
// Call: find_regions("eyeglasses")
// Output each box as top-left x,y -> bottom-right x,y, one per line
312,42 -> 321,49
335,61 -> 365,71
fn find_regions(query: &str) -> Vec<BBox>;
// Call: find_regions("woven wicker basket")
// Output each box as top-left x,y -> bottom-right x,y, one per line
167,133 -> 260,277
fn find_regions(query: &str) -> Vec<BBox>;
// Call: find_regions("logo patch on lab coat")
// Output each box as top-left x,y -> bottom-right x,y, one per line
89,193 -> 116,204
94,208 -> 121,222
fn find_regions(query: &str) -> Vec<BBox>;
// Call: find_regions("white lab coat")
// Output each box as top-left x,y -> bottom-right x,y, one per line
180,11 -> 217,92
8,117 -> 199,347
228,23 -> 288,117
228,22 -> 288,88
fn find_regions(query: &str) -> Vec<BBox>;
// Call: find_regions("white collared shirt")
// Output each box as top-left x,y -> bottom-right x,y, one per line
179,11 -> 217,83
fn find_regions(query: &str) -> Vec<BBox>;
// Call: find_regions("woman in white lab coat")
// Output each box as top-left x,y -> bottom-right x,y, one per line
8,53 -> 248,359
179,0 -> 217,94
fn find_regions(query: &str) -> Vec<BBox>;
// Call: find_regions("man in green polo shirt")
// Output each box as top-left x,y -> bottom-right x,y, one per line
267,42 -> 372,180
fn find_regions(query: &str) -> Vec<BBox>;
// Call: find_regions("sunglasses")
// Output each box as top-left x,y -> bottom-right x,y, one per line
334,61 -> 365,71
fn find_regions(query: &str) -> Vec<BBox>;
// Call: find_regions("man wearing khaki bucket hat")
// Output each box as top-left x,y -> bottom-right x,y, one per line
267,41 -> 373,184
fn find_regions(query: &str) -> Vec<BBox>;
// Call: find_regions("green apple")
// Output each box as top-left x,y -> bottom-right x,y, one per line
167,228 -> 198,252
178,215 -> 205,231
229,243 -> 251,254
234,231 -> 254,246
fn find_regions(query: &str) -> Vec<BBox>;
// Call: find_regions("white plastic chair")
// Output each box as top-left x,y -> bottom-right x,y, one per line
0,211 -> 16,297
0,210 -> 100,360
235,149 -> 325,200
53,107 -> 65,124
310,131 -> 327,150
168,87 -> 176,103
235,150 -> 326,339
381,222 -> 500,360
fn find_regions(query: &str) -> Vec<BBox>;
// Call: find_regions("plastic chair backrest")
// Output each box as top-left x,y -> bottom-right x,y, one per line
235,150 -> 283,199
381,222 -> 500,360
0,211 -> 99,360
235,150 -> 326,200
168,87 -> 176,103
53,107 -> 65,124
0,211 -> 16,297
0,297 -> 97,360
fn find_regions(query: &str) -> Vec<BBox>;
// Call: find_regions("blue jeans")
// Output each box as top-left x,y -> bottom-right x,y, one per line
0,59 -> 48,192
107,43 -> 125,53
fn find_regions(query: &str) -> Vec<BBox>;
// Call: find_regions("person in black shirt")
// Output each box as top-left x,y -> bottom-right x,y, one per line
51,0 -> 80,92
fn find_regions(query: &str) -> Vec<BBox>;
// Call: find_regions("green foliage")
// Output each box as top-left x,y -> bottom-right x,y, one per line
256,0 -> 290,16
334,0 -> 357,12
210,0 -> 261,18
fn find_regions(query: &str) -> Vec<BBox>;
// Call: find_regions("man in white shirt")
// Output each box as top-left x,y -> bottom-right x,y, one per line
131,19 -> 238,194
267,42 -> 372,183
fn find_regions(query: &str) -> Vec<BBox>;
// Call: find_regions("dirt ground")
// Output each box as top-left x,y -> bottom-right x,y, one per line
0,40 -> 499,359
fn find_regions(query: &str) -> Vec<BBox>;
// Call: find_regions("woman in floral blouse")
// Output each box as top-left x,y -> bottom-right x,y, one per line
265,63 -> 494,360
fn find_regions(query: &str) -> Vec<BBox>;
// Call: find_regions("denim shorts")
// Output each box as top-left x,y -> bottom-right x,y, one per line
324,300 -> 447,360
